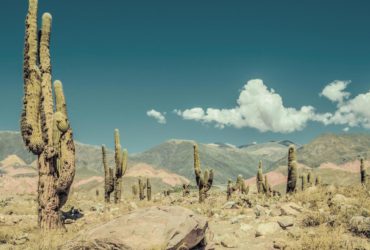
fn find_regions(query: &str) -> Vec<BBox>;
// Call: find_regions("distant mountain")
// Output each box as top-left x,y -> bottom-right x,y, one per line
275,133 -> 370,168
129,139 -> 291,183
0,132 -> 292,184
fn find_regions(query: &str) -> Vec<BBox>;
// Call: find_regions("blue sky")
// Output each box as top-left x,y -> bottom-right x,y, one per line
0,0 -> 370,152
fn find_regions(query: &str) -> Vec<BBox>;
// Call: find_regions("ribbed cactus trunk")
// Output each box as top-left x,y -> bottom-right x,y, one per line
21,0 -> 75,230
113,130 -> 127,204
286,145 -> 298,194
227,179 -> 233,201
193,144 -> 213,203
256,161 -> 264,193
360,158 -> 367,186
102,145 -> 113,202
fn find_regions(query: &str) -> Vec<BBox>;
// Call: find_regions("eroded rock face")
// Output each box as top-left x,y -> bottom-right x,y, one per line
62,206 -> 208,250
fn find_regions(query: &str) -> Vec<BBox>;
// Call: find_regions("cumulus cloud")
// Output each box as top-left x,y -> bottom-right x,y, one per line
173,79 -> 370,133
146,109 -> 166,124
320,83 -> 370,129
320,80 -> 351,104
175,79 -> 325,133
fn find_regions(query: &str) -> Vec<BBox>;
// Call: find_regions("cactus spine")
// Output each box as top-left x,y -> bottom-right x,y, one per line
360,158 -> 367,185
286,145 -> 298,194
193,144 -> 213,202
21,0 -> 75,230
257,161 -> 264,193
147,178 -> 152,201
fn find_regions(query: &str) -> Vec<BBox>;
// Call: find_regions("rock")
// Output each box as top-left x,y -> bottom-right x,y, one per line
219,234 -> 238,248
255,222 -> 281,237
349,216 -> 370,237
277,216 -> 294,229
64,219 -> 74,224
280,202 -> 302,217
273,239 -> 287,249
240,223 -> 253,232
230,215 -> 246,224
223,201 -> 239,209
128,201 -> 138,210
13,234 -> 29,245
255,205 -> 267,217
287,227 -> 301,239
269,208 -> 281,217
62,206 -> 208,250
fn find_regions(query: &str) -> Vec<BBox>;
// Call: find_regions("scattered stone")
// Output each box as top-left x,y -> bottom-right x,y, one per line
255,222 -> 281,237
273,239 -> 287,249
280,202 -> 302,216
220,234 -> 238,248
255,204 -> 267,217
269,208 -> 281,217
277,216 -> 294,229
62,206 -> 208,250
13,234 -> 29,245
240,223 -> 253,232
223,201 -> 239,209
64,219 -> 74,224
230,215 -> 246,224
128,201 -> 138,210
349,216 -> 370,237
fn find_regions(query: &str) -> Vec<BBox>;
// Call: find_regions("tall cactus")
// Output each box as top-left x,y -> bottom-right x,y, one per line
21,0 -> 75,230
286,145 -> 298,194
256,161 -> 264,193
193,144 -> 213,202
102,145 -> 114,203
360,158 -> 367,186
147,178 -> 152,201
102,129 -> 127,203
113,130 -> 127,203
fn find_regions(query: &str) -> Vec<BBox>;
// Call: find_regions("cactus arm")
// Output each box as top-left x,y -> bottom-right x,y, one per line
21,0 -> 44,155
54,81 -> 75,192
122,149 -> 128,176
39,13 -> 54,153
193,144 -> 201,186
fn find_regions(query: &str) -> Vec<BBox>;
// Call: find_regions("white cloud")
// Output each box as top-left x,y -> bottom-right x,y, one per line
320,85 -> 370,129
174,79 -> 370,133
175,79 -> 321,133
146,109 -> 166,124
320,80 -> 351,104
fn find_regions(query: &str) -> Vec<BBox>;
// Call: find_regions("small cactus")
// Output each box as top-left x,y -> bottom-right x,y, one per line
193,144 -> 213,202
307,171 -> 313,187
315,176 -> 321,186
360,158 -> 367,185
131,184 -> 138,197
263,175 -> 272,196
286,145 -> 298,194
256,161 -> 264,193
147,178 -> 152,201
300,173 -> 307,191
236,175 -> 249,194
138,177 -> 147,200
182,184 -> 190,197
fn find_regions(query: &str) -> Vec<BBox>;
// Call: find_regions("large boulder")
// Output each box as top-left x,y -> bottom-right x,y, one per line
62,206 -> 208,250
